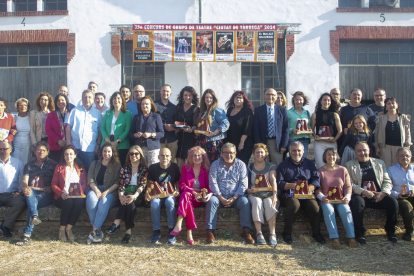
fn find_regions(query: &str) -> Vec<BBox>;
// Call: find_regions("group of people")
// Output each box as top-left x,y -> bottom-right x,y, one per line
0,82 -> 413,249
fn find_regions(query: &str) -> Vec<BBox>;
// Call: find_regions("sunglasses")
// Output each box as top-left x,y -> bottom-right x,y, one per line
129,152 -> 140,156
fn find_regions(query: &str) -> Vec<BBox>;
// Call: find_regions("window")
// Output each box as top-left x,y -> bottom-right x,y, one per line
339,41 -> 414,65
123,42 -> 165,100
0,43 -> 67,67
15,0 -> 37,12
0,0 -> 7,12
44,0 -> 67,11
400,0 -> 414,7
241,39 -> 285,108
338,0 -> 360,7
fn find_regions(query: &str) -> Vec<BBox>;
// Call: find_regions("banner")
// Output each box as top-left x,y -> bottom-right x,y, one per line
132,24 -> 278,62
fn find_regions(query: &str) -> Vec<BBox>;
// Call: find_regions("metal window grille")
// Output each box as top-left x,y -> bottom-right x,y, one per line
44,0 -> 67,11
15,0 -> 37,12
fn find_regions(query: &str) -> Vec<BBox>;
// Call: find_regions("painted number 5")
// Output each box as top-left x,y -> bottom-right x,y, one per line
380,14 -> 385,22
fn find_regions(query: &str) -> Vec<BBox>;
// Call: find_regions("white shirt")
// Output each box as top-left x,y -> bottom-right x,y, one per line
64,166 -> 80,193
0,157 -> 24,193
130,172 -> 138,186
110,114 -> 117,135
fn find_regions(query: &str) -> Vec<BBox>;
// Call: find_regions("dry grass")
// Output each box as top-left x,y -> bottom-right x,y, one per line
0,227 -> 413,276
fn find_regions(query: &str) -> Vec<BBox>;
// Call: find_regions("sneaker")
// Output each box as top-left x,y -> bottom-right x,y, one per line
30,215 -> 42,226
88,229 -> 102,243
150,230 -> 161,243
167,228 -> 176,244
402,232 -> 412,242
356,236 -> 367,245
105,223 -> 120,234
312,233 -> 326,244
0,222 -> 12,238
98,229 -> 104,240
387,233 -> 398,243
282,233 -> 293,244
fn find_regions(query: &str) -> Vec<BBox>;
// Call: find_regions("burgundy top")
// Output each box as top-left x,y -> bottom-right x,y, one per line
316,166 -> 352,198
179,164 -> 210,194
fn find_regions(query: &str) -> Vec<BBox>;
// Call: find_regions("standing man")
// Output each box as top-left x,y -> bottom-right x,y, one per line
369,88 -> 387,117
0,141 -> 26,238
65,90 -> 102,171
330,88 -> 347,108
253,88 -> 289,167
387,147 -> 414,241
120,85 -> 133,103
57,86 -> 75,110
205,142 -> 254,244
88,81 -> 99,94
345,142 -> 398,244
126,84 -> 146,118
155,84 -> 178,162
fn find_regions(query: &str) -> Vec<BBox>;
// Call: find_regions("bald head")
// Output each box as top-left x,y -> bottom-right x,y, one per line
58,86 -> 69,97
159,147 -> 172,168
330,88 -> 341,103
133,85 -> 145,103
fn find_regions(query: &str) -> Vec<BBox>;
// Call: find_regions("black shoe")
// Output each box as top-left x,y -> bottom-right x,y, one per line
106,223 -> 120,234
0,222 -> 12,238
122,234 -> 131,244
387,233 -> 398,243
312,233 -> 326,244
282,233 -> 293,244
402,232 -> 412,242
356,236 -> 366,245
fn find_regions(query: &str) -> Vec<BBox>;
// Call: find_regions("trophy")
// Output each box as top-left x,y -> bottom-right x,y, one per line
173,121 -> 189,129
347,120 -> 352,129
146,181 -> 179,200
252,174 -> 272,192
327,186 -> 344,204
295,119 -> 313,135
293,180 -> 314,199
194,119 -> 210,135
196,188 -> 209,202
316,126 -> 334,140
399,184 -> 410,197
361,181 -> 377,197
67,183 -> 86,198
30,175 -> 45,191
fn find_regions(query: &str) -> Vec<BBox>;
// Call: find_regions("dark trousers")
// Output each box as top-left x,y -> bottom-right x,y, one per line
349,194 -> 398,237
116,201 -> 137,231
54,198 -> 85,226
0,193 -> 26,228
118,149 -> 129,167
398,197 -> 414,234
280,195 -> 322,235
49,149 -> 64,163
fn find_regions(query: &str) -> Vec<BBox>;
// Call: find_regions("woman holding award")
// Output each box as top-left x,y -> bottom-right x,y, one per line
311,93 -> 342,168
316,148 -> 356,249
51,145 -> 88,242
170,146 -> 212,245
246,143 -> 278,246
195,89 -> 229,163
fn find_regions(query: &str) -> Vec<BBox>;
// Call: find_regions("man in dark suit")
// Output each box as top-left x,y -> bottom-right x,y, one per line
253,88 -> 289,167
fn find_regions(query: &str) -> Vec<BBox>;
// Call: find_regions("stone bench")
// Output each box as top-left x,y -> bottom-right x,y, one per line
0,205 -> 404,234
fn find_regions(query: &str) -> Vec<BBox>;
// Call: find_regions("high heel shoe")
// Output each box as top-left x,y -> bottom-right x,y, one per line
187,240 -> 194,245
170,227 -> 182,236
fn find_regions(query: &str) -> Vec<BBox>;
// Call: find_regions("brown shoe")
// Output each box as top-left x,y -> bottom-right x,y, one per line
242,228 -> 255,244
332,238 -> 341,249
206,230 -> 215,244
348,238 -> 357,248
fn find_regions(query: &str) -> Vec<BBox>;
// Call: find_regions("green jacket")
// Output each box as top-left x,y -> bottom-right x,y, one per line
100,109 -> 132,149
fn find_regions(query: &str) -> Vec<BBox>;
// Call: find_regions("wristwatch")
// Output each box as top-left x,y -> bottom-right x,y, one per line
233,196 -> 238,200
116,139 -> 121,144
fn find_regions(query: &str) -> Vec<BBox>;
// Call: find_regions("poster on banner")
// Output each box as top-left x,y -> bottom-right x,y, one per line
215,31 -> 234,61
195,31 -> 214,61
174,31 -> 193,62
236,31 -> 255,61
154,31 -> 173,61
133,30 -> 153,61
257,31 -> 275,62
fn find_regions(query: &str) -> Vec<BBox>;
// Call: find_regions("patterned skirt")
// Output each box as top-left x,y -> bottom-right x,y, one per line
196,136 -> 223,163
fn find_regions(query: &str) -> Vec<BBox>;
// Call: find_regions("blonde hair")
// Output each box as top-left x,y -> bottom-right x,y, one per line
15,98 -> 31,111
253,143 -> 270,162
350,115 -> 370,136
197,89 -> 218,126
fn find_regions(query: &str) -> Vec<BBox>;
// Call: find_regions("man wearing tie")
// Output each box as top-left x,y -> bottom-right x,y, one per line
253,88 -> 289,167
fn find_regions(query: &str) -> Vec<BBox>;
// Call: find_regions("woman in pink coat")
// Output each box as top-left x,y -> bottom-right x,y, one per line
170,146 -> 212,244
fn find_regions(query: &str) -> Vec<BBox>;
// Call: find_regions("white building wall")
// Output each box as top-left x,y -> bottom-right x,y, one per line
0,0 -> 413,109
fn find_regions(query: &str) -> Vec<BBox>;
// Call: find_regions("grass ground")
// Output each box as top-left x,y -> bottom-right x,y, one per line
0,227 -> 413,275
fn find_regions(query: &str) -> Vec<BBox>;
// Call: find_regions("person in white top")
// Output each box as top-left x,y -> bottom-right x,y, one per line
12,98 -> 31,164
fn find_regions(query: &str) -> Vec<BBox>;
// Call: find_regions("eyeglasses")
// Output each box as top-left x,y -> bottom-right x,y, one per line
0,148 -> 10,151
374,94 -> 386,97
129,152 -> 140,156
222,151 -> 236,155
193,154 -> 202,158
399,154 -> 411,158
134,90 -> 145,93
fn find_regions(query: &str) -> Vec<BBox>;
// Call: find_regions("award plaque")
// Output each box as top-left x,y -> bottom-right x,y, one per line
253,174 -> 272,192
146,181 -> 179,200
194,118 -> 210,135
361,181 -> 377,197
295,119 -> 313,135
293,180 -> 314,199
327,186 -> 343,204
173,121 -> 189,129
347,120 -> 352,129
196,188 -> 208,202
67,183 -> 86,198
316,126 -> 334,140
399,184 -> 410,198
30,175 -> 46,191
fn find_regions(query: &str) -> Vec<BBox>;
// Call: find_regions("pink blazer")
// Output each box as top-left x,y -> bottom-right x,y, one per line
179,164 -> 210,194
45,111 -> 66,151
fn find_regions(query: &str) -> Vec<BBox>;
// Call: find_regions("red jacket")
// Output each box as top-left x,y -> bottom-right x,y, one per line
0,113 -> 17,142
45,111 -> 67,151
51,163 -> 88,200
179,164 -> 210,194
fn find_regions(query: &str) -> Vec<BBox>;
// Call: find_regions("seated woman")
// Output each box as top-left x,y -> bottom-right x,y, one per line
86,143 -> 121,243
106,145 -> 148,244
316,148 -> 356,249
170,146 -> 212,245
51,145 -> 87,242
246,143 -> 278,246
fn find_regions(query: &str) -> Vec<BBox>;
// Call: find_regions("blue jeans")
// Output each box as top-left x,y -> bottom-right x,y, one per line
23,189 -> 54,236
288,139 -> 310,158
320,202 -> 355,239
86,185 -> 118,229
205,195 -> 252,230
150,196 -> 176,231
76,151 -> 95,172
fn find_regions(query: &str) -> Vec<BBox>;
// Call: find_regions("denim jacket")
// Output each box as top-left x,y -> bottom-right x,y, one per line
206,107 -> 230,142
